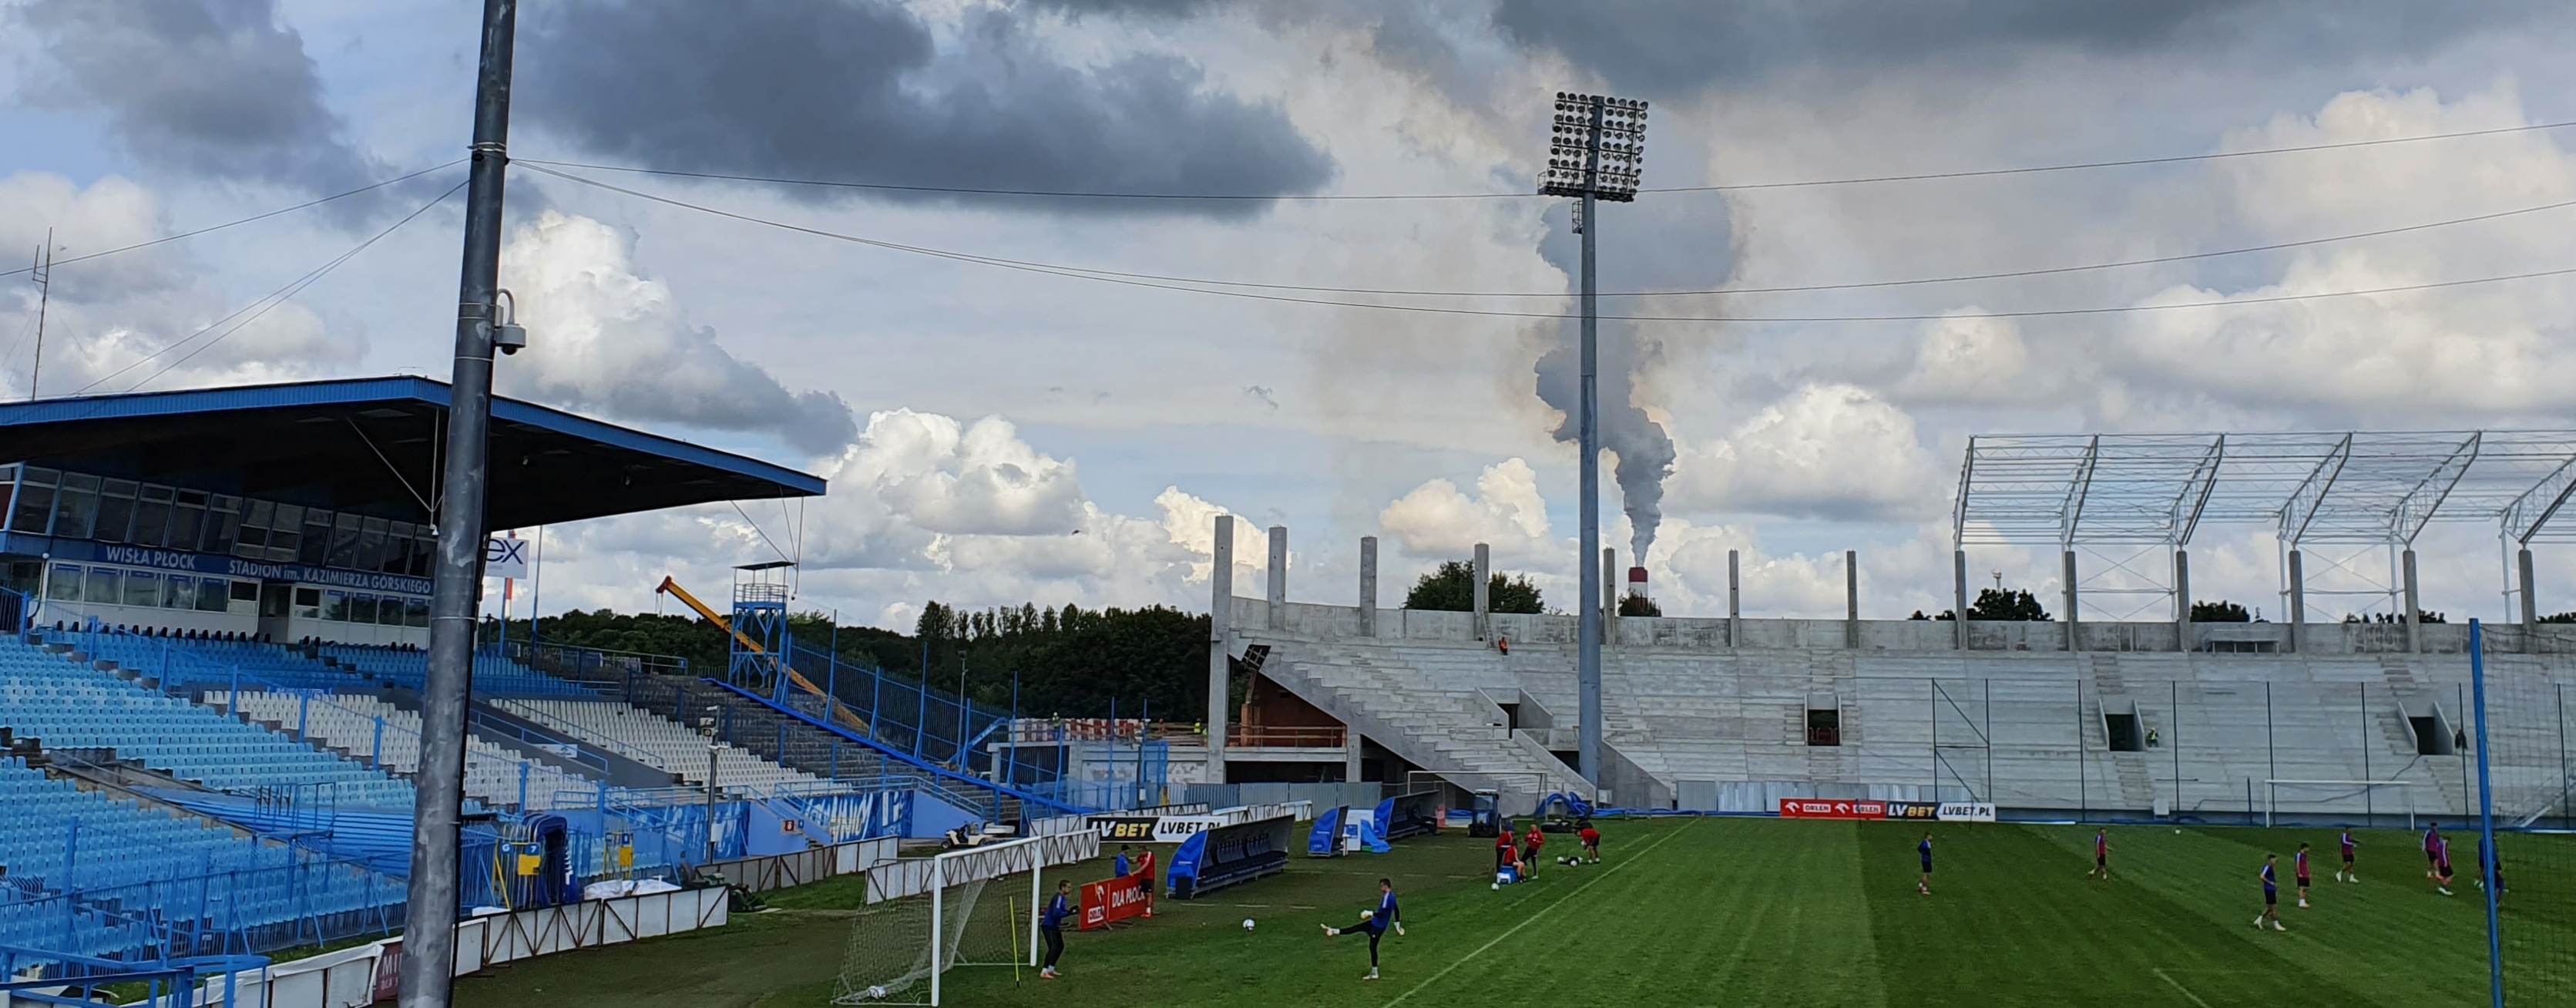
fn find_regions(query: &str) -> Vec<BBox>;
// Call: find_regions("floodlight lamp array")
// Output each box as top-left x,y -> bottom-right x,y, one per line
1540,92 -> 1648,203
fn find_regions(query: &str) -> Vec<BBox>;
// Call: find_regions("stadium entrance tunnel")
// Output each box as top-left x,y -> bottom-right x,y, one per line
2405,697 -> 2460,756
2103,699 -> 2145,752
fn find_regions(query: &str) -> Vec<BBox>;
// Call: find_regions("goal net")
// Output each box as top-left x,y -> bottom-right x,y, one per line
2261,779 -> 2417,828
832,832 -> 1098,1006
2460,632 -> 2576,1004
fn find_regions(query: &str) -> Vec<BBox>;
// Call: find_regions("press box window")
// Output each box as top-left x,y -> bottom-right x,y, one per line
197,579 -> 233,612
85,568 -> 120,605
122,571 -> 160,608
50,473 -> 99,540
92,480 -> 138,544
47,565 -> 82,602
294,587 -> 323,619
131,485 -> 175,549
10,467 -> 59,534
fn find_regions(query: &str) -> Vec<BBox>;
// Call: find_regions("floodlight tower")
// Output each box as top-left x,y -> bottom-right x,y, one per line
1538,92 -> 1647,788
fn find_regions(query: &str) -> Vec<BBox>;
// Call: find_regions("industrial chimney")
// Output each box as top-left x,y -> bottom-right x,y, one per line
1627,566 -> 1648,601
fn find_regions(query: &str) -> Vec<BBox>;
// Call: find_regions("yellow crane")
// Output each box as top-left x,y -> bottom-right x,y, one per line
654,576 -> 875,738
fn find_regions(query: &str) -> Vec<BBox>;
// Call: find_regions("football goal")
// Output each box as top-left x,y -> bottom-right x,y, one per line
832,832 -> 1099,1006
2263,779 -> 2419,829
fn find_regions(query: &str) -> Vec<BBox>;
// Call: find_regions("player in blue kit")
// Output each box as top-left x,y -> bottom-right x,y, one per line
2254,855 -> 2285,931
1322,878 -> 1403,981
1917,834 -> 1934,895
2336,828 -> 2359,883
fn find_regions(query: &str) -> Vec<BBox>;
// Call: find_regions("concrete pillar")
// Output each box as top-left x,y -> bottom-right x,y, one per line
2174,549 -> 2192,654
2401,547 -> 2421,654
1471,543 -> 1491,640
1952,549 -> 1969,650
2520,546 -> 2538,654
1266,526 -> 1288,631
1844,549 -> 1859,650
1602,548 -> 1618,640
1728,549 -> 1741,647
1359,536 -> 1379,638
1344,724 -> 1363,783
2062,549 -> 2081,652
2286,549 -> 2306,654
1208,515 -> 1233,780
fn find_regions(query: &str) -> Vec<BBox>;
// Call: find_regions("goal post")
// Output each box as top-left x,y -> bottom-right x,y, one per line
2263,779 -> 2417,830
834,831 -> 1100,1006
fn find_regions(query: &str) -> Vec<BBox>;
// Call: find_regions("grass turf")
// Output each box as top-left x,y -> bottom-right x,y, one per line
451,819 -> 2571,1007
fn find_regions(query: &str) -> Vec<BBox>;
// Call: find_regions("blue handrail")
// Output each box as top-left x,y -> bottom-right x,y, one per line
703,679 -> 1093,817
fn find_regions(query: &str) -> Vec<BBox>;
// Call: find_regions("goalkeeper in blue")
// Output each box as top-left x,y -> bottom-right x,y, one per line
1322,878 -> 1404,980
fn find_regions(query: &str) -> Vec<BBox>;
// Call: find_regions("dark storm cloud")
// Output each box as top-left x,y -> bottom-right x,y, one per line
13,0 -> 382,197
519,0 -> 1335,217
1490,0 -> 2547,94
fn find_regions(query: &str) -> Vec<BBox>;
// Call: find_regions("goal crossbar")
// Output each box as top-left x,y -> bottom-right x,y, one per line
2262,779 -> 2417,829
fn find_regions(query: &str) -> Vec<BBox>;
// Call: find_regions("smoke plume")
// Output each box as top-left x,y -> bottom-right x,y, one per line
1534,329 -> 1677,563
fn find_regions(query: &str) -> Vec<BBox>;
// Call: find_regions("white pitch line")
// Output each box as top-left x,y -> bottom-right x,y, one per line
2152,967 -> 2215,1008
1380,820 -> 1694,1007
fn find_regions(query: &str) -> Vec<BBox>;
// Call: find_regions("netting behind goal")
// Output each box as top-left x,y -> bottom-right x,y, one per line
832,876 -> 990,1006
835,833 -> 1093,1006
2464,621 -> 2576,1005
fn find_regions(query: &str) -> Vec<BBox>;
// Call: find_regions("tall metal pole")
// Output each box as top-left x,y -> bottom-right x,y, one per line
27,230 -> 52,402
2468,620 -> 2503,1008
1574,99 -> 1605,788
401,2 -> 513,1003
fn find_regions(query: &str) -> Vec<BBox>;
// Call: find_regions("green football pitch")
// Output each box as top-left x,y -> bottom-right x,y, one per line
451,818 -> 2575,1007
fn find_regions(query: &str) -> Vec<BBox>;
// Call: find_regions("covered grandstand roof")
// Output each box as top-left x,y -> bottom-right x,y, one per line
1954,431 -> 2576,548
0,376 -> 825,529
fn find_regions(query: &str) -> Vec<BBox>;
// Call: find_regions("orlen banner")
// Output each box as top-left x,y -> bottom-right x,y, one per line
1079,874 -> 1149,931
1778,799 -> 1886,820
1781,799 -> 1998,822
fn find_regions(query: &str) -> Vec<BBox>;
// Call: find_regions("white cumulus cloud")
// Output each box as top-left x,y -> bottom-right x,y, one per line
495,211 -> 857,455
1668,384 -> 1944,521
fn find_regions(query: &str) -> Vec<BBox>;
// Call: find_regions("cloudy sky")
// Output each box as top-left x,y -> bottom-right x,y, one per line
6,0 -> 2576,630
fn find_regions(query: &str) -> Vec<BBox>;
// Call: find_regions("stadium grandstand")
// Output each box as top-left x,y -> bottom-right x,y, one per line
1217,431 -> 2576,831
0,377 -> 1165,987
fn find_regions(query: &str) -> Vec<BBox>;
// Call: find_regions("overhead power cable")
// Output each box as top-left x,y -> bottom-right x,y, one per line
515,167 -> 2576,300
516,118 -> 2576,201
76,177 -> 468,395
523,163 -> 2576,325
0,160 -> 466,281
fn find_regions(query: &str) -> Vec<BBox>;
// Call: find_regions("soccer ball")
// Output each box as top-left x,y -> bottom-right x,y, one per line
1490,882 -> 1500,891
865,986 -> 887,1000
1241,919 -> 1256,931
1359,909 -> 1375,922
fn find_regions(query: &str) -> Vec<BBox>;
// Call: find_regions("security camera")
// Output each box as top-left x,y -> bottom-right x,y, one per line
494,289 -> 527,355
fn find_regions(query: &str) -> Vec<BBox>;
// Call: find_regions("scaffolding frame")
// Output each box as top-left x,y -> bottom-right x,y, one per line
1953,431 -> 2576,641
